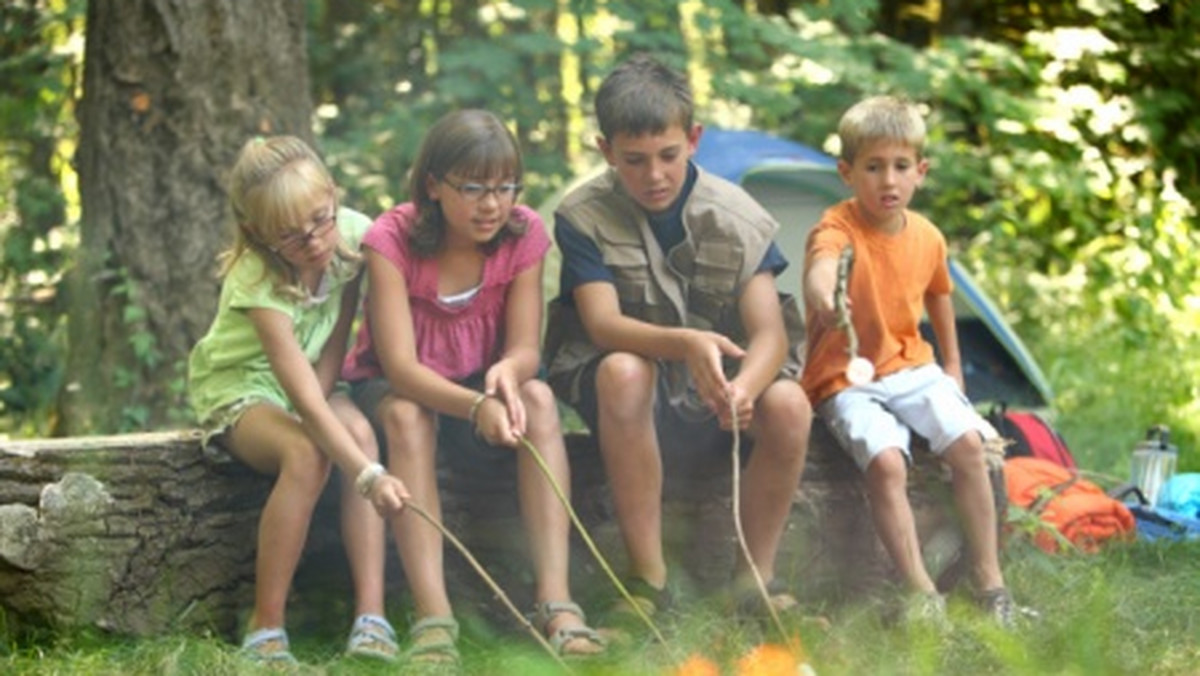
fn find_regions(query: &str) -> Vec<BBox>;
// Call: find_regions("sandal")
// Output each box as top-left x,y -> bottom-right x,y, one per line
239,626 -> 298,666
733,578 -> 800,618
531,601 -> 606,656
404,616 -> 461,669
605,576 -> 673,634
346,613 -> 399,661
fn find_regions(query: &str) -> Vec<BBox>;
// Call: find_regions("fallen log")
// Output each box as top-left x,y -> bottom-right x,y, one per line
0,424 -> 994,638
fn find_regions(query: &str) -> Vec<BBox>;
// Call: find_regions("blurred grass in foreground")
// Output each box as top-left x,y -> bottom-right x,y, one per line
3,537 -> 1197,675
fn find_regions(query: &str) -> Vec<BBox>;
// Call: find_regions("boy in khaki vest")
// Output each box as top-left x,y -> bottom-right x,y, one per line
545,53 -> 811,624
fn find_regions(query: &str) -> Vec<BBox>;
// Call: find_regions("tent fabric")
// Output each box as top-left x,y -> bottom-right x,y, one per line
694,128 -> 836,176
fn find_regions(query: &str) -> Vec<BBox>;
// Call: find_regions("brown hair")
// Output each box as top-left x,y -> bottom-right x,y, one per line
407,109 -> 526,258
595,53 -> 694,141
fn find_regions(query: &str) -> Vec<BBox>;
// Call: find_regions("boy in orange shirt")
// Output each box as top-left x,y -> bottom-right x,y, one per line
802,95 -> 1016,627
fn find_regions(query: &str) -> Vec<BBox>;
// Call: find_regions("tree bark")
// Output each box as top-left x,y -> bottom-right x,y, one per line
0,431 -> 268,636
0,426 -> 991,637
59,0 -> 313,434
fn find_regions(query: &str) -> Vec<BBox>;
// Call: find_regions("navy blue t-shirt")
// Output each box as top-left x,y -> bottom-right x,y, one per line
555,162 -> 788,303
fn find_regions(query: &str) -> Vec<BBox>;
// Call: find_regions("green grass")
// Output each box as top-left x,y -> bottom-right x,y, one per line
4,538 -> 1198,675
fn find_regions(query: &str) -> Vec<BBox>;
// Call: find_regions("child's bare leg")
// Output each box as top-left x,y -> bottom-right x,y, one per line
595,352 -> 666,588
943,432 -> 1004,591
736,379 -> 810,585
330,395 -> 387,619
228,404 -> 332,630
378,397 -> 452,619
516,379 -> 573,602
517,379 -> 600,653
865,448 -> 937,594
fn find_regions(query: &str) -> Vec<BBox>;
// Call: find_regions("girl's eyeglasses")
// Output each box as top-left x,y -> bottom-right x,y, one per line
442,178 -> 523,203
270,209 -> 337,255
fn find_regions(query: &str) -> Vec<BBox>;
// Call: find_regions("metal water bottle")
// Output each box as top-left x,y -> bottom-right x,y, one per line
1130,425 -> 1178,508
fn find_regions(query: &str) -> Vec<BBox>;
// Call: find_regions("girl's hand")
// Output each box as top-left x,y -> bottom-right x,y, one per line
473,395 -> 520,447
368,474 -> 409,517
484,359 -> 526,437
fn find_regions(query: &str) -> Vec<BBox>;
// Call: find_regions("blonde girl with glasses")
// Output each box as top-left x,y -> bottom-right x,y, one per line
188,135 -> 411,666
342,109 -> 606,665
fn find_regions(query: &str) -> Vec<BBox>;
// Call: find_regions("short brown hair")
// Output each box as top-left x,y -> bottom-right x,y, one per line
595,53 -> 693,141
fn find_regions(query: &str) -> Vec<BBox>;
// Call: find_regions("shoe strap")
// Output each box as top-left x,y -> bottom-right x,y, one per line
352,613 -> 397,641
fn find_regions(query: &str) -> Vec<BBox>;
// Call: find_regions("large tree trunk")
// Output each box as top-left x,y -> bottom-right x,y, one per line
0,426 -> 993,638
58,0 -> 313,435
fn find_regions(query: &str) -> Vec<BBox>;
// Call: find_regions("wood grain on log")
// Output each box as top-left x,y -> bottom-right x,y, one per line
1,424 -> 987,637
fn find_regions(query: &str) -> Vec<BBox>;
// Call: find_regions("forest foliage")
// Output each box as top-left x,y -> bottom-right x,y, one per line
1,0 -> 1197,470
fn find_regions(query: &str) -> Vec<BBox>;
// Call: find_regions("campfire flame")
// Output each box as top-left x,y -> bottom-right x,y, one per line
673,638 -> 816,676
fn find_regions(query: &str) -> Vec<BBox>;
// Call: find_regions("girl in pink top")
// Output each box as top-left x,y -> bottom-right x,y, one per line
343,109 -> 605,663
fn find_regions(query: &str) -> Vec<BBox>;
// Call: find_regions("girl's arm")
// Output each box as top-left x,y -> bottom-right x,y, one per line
248,304 -> 407,513
313,269 -> 363,396
478,258 -> 545,439
924,291 -> 963,390
366,250 -> 486,424
498,258 -> 544,382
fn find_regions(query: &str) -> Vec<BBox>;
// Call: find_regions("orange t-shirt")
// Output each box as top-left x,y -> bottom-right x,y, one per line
800,200 -> 953,405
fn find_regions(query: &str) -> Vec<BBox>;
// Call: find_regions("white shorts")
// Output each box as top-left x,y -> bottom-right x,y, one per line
817,363 -> 997,471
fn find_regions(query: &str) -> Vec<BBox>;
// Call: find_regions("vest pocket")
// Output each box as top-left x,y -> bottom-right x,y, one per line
600,235 -> 653,307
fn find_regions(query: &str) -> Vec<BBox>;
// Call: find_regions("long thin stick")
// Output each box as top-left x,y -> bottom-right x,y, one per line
404,500 -> 573,672
517,436 -> 670,646
835,247 -> 858,357
729,406 -> 816,675
835,246 -> 874,386
727,408 -> 789,645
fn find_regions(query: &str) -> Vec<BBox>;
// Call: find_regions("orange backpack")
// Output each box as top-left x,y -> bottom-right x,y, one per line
1004,456 -> 1135,553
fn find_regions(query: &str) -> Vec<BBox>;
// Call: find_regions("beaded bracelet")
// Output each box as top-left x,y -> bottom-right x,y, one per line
354,462 -> 386,498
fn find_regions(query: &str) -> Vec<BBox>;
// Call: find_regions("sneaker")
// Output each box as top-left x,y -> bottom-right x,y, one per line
903,592 -> 950,632
978,587 -> 1016,629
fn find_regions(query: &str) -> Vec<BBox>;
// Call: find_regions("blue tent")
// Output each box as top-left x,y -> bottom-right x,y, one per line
694,128 -> 1053,409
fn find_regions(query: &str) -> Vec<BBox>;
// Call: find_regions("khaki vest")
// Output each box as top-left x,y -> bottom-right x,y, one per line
545,167 -> 806,407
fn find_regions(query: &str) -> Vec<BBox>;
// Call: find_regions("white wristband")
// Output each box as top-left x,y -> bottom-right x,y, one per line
355,463 -> 386,497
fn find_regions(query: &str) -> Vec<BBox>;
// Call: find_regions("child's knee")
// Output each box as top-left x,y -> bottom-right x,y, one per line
943,433 -> 986,472
595,353 -> 655,402
281,442 -> 332,494
519,379 -> 558,415
756,380 -> 812,432
378,397 -> 425,439
866,448 -> 908,488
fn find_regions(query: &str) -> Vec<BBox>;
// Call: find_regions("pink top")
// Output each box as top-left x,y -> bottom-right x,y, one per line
342,202 -> 550,382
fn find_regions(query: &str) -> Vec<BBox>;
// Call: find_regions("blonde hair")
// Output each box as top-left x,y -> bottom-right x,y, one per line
219,136 -> 359,299
837,96 -> 926,164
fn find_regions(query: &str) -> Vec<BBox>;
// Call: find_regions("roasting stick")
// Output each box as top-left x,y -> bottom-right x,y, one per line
835,247 -> 875,386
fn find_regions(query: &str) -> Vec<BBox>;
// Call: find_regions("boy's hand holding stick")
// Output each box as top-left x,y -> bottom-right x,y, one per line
835,247 -> 875,386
